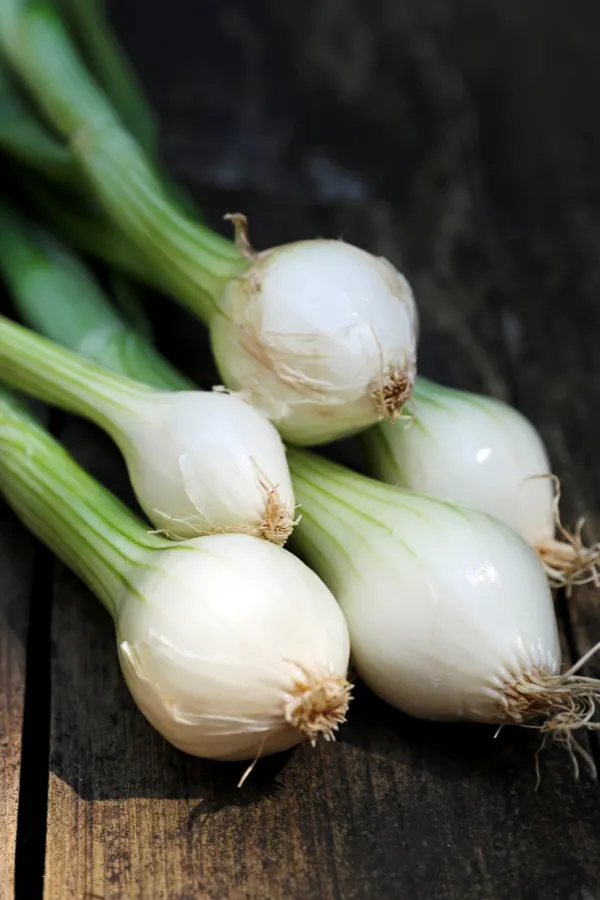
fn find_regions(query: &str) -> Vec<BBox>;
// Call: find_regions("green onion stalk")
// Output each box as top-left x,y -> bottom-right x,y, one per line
0,56 -> 76,185
56,0 -> 200,216
57,0 -> 157,156
0,0 -> 418,445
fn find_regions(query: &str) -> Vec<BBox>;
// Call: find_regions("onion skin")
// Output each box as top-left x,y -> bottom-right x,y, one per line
116,534 -> 352,760
364,378 -> 555,546
211,239 -> 418,446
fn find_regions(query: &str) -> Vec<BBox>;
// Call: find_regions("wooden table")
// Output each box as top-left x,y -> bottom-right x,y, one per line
2,1 -> 600,897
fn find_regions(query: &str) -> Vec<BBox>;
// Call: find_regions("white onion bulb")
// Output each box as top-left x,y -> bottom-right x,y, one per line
111,389 -> 296,543
289,449 -> 600,753
117,533 -> 352,760
211,231 -> 418,446
364,378 -> 599,589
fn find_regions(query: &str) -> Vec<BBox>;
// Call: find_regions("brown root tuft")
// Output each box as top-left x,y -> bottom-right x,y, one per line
372,367 -> 414,420
531,474 -> 600,594
499,641 -> 600,778
284,664 -> 353,744
258,478 -> 297,546
148,460 -> 297,547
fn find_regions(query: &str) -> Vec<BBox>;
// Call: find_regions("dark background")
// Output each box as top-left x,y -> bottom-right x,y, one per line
7,1 -> 600,898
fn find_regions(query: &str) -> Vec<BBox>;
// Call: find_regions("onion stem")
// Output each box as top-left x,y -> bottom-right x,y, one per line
0,385 -> 164,618
0,57 -> 77,185
57,0 -> 157,156
0,0 -> 245,321
0,204 -> 191,390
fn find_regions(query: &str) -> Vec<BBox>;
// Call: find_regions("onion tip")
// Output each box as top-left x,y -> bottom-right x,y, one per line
259,482 -> 296,546
224,212 -> 255,259
532,474 -> 600,593
501,659 -> 600,779
372,366 -> 414,421
284,667 -> 353,745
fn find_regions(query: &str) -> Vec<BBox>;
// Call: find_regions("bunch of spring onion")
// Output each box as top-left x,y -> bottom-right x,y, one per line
0,0 -> 418,446
9,217 -> 600,776
363,379 -> 600,590
0,386 -> 351,762
0,43 -> 590,595
0,204 -> 296,544
2,1 -> 600,778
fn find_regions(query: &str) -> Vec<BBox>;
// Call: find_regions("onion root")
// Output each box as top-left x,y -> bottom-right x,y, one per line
284,664 -> 352,744
532,475 -> 600,594
500,640 -> 600,778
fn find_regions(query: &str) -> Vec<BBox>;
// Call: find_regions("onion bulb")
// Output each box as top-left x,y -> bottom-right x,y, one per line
364,377 -> 600,590
289,448 -> 600,769
117,533 -> 352,761
211,218 -> 418,445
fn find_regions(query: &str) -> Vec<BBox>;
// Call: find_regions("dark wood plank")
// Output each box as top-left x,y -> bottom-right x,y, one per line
40,1 -> 600,898
0,488 -> 42,897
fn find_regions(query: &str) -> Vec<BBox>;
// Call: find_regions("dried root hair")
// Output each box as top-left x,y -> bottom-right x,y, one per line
149,459 -> 298,547
238,664 -> 353,789
224,212 -> 255,259
500,640 -> 600,780
283,662 -> 353,744
530,474 -> 600,594
370,326 -> 415,421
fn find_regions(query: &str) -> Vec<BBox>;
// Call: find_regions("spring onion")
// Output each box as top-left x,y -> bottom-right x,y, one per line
363,377 -> 600,589
0,387 -> 351,761
288,448 -> 600,768
0,0 -> 418,444
0,210 -> 296,543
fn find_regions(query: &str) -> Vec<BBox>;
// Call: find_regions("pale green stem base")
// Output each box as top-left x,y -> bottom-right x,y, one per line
0,388 -> 166,619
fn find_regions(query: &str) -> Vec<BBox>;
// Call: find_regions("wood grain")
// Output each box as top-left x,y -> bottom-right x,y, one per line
36,0 -> 600,897
0,495 -> 43,898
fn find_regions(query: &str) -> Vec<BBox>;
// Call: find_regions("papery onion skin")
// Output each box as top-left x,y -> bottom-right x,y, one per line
111,390 -> 296,543
211,240 -> 418,446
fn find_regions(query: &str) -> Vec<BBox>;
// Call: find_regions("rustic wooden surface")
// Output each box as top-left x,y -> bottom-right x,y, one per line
3,0 -> 600,897
0,401 -> 52,900
0,500 -> 38,898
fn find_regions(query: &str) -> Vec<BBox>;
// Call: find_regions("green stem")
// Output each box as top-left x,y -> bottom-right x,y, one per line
57,0 -> 157,156
287,448 -> 379,590
0,311 -> 154,440
56,0 -> 201,219
0,57 -> 77,185
1,0 -> 246,322
21,174 -> 156,283
0,204 -> 192,390
0,386 -> 166,618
